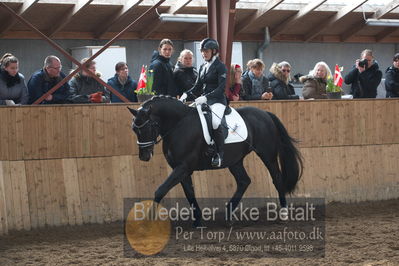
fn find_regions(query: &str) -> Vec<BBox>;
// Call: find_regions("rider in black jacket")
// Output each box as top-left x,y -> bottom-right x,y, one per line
180,38 -> 227,168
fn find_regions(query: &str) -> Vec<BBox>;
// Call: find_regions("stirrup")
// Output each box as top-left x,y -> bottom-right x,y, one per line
211,153 -> 222,168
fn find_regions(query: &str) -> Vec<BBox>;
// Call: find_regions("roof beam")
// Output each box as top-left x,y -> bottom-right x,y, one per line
47,0 -> 93,37
0,0 -> 38,36
340,15 -> 371,42
376,27 -> 398,42
140,21 -> 164,39
235,0 -> 283,34
341,0 -> 399,41
374,0 -> 399,19
183,23 -> 206,39
304,0 -> 368,42
168,0 -> 192,14
3,30 -> 399,43
194,24 -> 207,34
270,0 -> 327,38
95,0 -> 143,39
140,0 -> 193,39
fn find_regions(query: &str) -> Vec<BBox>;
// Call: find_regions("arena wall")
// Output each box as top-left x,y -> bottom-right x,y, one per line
0,99 -> 398,235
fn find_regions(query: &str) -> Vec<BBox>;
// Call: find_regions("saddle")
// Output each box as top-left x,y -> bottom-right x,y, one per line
195,103 -> 248,146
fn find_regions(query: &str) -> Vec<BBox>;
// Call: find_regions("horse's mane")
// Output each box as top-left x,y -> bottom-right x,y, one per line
141,95 -> 192,116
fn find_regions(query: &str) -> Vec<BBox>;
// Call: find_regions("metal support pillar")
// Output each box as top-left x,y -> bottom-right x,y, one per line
207,0 -> 236,90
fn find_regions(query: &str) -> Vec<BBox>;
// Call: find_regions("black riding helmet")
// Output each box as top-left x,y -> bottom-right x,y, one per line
200,38 -> 219,51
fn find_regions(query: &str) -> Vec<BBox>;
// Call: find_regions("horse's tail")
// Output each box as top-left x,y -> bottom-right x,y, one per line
268,112 -> 303,193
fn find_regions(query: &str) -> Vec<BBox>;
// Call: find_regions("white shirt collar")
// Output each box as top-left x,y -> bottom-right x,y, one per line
204,56 -> 217,74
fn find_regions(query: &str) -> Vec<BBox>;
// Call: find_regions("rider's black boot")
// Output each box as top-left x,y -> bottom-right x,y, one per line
211,125 -> 224,168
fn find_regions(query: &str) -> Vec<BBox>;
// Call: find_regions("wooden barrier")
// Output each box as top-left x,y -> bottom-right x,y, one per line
0,99 -> 398,235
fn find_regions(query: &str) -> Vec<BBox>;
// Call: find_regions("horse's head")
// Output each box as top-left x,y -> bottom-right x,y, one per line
128,106 -> 159,161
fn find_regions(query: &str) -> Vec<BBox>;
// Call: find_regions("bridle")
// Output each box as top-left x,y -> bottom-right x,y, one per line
132,118 -> 161,148
132,114 -> 184,148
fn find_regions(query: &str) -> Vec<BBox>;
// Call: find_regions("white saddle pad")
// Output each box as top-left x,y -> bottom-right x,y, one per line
196,104 -> 248,145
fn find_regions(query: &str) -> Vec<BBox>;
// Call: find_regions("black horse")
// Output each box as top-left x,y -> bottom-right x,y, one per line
128,96 -> 303,225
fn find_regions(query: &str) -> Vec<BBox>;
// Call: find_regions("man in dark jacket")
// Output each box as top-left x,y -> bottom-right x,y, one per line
241,58 -> 272,100
69,59 -> 110,103
344,49 -> 382,98
28,55 -> 71,104
149,39 -> 177,97
385,53 -> 399,98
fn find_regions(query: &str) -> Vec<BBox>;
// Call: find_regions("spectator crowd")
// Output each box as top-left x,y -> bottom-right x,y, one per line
1,42 -> 398,106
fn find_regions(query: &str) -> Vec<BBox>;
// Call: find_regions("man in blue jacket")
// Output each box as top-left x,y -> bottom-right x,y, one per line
28,55 -> 72,104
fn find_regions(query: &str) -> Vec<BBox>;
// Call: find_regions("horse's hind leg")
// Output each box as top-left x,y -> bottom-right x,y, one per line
259,155 -> 287,208
180,175 -> 202,227
227,159 -> 251,220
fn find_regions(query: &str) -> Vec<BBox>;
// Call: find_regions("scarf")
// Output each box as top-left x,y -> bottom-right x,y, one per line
1,69 -> 21,88
248,70 -> 264,96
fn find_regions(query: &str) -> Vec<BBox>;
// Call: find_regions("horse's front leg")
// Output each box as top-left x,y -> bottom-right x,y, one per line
154,164 -> 190,203
181,175 -> 202,227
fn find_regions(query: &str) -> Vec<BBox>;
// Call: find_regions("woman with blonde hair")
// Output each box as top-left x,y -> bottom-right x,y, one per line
173,49 -> 197,97
268,61 -> 299,100
226,63 -> 242,101
300,61 -> 332,99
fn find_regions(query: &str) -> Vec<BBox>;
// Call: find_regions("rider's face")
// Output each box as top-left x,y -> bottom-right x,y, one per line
201,49 -> 213,61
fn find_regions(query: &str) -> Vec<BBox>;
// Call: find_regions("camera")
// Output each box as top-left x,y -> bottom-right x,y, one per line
358,58 -> 368,68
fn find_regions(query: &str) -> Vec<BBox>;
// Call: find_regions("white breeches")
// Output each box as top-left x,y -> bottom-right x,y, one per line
210,103 -> 226,129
